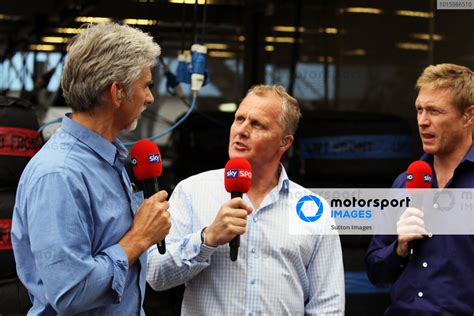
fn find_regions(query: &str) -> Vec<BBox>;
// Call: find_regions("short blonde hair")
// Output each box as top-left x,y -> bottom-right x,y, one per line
416,63 -> 473,113
246,84 -> 301,135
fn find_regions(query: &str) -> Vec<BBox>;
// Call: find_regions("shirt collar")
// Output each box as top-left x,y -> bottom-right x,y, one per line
420,144 -> 474,165
462,144 -> 474,163
277,163 -> 290,192
61,113 -> 128,167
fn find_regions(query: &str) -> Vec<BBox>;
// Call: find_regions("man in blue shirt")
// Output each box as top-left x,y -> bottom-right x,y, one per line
367,63 -> 474,315
11,23 -> 171,315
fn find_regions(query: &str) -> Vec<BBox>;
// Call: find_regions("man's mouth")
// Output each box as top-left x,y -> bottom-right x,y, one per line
233,141 -> 248,150
421,132 -> 435,142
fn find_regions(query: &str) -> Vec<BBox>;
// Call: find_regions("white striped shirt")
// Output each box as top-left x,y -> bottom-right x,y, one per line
147,166 -> 345,315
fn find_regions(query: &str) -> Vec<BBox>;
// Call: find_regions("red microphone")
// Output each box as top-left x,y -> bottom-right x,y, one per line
131,139 -> 166,254
406,160 -> 433,189
405,160 -> 433,260
224,157 -> 252,261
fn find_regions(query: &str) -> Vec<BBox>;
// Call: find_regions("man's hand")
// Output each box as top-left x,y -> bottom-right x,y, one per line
119,190 -> 171,264
396,207 -> 428,257
204,198 -> 253,247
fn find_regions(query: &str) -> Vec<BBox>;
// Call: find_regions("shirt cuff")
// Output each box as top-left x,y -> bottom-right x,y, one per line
182,231 -> 217,263
103,244 -> 129,303
384,239 -> 408,270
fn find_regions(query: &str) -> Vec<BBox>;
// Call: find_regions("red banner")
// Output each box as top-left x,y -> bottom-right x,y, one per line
0,126 -> 41,157
0,219 -> 12,250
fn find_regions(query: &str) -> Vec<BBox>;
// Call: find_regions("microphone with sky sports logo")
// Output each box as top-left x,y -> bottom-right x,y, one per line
405,160 -> 432,261
224,157 -> 252,261
131,139 -> 166,254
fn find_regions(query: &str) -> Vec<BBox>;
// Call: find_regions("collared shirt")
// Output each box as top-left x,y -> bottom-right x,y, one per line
147,166 -> 345,315
12,114 -> 146,315
366,145 -> 474,316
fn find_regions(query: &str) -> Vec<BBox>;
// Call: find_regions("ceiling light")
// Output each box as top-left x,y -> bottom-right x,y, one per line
123,19 -> 158,25
205,43 -> 229,50
265,45 -> 274,52
208,51 -> 235,58
320,27 -> 338,34
343,49 -> 367,56
41,36 -> 69,44
30,44 -> 56,51
396,10 -> 433,18
55,27 -> 83,34
265,36 -> 296,44
0,14 -> 21,21
317,56 -> 335,63
272,26 -> 305,33
411,33 -> 444,41
396,42 -> 429,51
169,0 -> 215,4
75,16 -> 112,23
339,7 -> 382,14
219,103 -> 237,112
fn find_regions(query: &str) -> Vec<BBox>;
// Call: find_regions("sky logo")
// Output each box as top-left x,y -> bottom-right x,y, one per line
424,174 -> 432,182
296,195 -> 324,222
148,153 -> 161,164
226,169 -> 238,178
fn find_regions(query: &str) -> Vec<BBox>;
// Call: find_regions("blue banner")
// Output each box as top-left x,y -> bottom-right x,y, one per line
299,134 -> 411,160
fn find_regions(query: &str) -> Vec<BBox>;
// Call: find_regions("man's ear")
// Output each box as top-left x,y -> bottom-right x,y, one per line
463,104 -> 474,128
280,135 -> 294,150
110,81 -> 123,106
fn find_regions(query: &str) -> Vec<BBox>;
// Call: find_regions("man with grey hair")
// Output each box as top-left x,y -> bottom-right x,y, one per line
147,84 -> 345,315
12,23 -> 171,315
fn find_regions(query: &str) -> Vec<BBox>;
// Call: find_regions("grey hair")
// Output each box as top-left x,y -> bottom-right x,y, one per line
246,84 -> 301,136
61,23 -> 161,112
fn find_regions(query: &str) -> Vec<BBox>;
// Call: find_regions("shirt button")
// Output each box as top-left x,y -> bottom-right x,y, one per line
418,291 -> 423,298
250,279 -> 256,285
251,248 -> 256,254
248,313 -> 254,316
422,262 -> 428,268
428,233 -> 433,238
253,216 -> 258,222
433,203 -> 438,209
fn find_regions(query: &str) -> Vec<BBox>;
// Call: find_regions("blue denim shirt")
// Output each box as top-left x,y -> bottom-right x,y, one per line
12,114 -> 146,315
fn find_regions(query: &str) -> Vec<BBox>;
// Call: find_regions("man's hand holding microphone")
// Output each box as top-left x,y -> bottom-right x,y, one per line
397,160 -> 432,259
120,140 -> 171,264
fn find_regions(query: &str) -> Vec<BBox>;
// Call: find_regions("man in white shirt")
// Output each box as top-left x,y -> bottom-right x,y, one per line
147,84 -> 345,315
